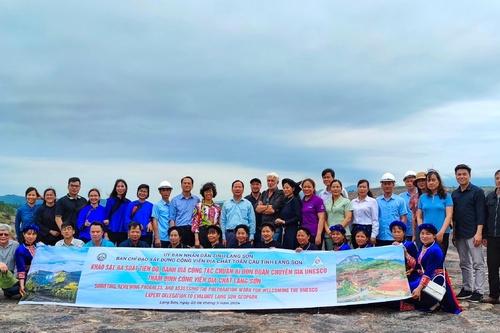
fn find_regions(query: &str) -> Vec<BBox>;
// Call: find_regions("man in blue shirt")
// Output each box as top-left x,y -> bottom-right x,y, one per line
221,180 -> 256,248
152,180 -> 173,248
399,170 -> 417,241
169,176 -> 200,247
452,164 -> 485,303
376,172 -> 408,246
84,222 -> 115,247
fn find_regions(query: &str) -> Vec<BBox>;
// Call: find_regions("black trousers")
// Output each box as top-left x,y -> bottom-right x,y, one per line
178,225 -> 194,247
487,237 -> 500,299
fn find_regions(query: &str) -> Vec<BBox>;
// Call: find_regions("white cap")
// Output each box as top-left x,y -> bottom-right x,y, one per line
380,172 -> 396,183
403,170 -> 417,180
158,180 -> 173,189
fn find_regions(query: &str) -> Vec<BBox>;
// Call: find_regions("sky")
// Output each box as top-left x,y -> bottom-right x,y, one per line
1,1 -> 500,202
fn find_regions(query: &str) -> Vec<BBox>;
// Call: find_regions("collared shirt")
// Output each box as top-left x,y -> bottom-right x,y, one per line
301,194 -> 325,237
15,203 -> 41,237
485,189 -> 500,237
118,239 -> 150,248
55,238 -> 85,247
452,183 -> 486,239
258,189 -> 285,224
325,196 -> 353,235
376,194 -> 408,241
152,200 -> 171,241
55,194 -> 88,227
319,188 -> 348,202
418,193 -> 453,233
0,239 -> 19,272
84,239 -> 115,247
170,193 -> 200,227
220,198 -> 256,240
351,196 -> 379,238
399,191 -> 416,236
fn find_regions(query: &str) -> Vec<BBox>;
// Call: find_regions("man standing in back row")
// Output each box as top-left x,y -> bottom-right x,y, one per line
399,170 -> 417,241
255,173 -> 284,242
319,168 -> 348,202
55,177 -> 87,236
452,164 -> 485,303
169,176 -> 200,247
376,172 -> 408,246
221,180 -> 256,248
245,178 -> 263,246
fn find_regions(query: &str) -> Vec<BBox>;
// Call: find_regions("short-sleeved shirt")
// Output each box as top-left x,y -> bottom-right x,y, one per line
170,194 -> 200,227
418,193 -> 453,233
376,194 -> 408,241
324,196 -> 353,236
55,194 -> 87,228
301,195 -> 325,237
152,200 -> 171,242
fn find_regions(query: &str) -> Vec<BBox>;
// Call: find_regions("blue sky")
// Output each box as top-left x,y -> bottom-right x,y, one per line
1,1 -> 500,201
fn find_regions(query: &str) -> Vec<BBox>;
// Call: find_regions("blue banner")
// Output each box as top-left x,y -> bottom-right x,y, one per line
20,245 -> 410,310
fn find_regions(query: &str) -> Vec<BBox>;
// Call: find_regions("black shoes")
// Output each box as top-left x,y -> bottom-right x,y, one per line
468,291 -> 483,303
456,288 -> 472,300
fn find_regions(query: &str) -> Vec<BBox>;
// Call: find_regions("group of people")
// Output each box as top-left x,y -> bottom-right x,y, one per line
2,164 -> 499,314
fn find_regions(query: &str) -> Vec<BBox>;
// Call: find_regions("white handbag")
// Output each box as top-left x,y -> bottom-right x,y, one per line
422,265 -> 446,302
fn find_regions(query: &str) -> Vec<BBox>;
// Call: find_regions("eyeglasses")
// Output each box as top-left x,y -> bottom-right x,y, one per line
0,233 -> 10,236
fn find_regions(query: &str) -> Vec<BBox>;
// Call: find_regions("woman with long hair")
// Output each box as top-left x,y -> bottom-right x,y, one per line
417,170 -> 453,257
103,179 -> 131,245
351,179 -> 378,248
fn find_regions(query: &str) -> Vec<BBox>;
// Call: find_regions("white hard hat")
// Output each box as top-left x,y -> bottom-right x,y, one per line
403,170 -> 417,180
158,180 -> 173,189
380,172 -> 396,183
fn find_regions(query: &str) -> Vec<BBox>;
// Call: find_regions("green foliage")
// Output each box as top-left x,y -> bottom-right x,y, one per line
0,201 -> 17,215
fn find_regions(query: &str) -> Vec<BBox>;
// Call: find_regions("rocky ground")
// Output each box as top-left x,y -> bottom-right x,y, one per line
2,247 -> 500,333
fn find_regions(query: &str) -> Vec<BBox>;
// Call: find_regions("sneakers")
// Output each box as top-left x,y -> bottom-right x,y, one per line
480,297 -> 500,304
468,291 -> 483,303
456,288 -> 472,300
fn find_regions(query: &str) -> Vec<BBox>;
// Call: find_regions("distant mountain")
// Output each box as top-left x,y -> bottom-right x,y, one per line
0,194 -> 26,206
337,254 -> 363,266
0,195 -> 107,206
